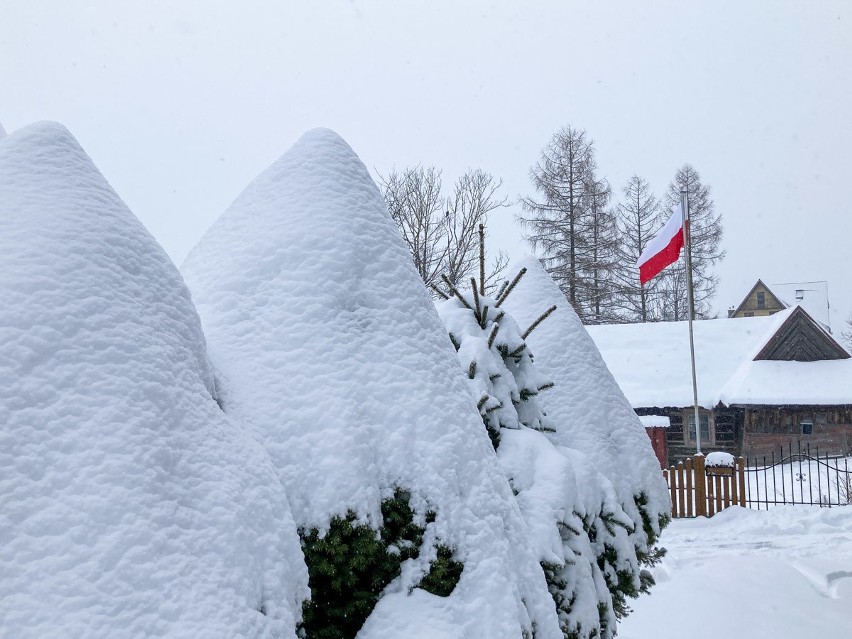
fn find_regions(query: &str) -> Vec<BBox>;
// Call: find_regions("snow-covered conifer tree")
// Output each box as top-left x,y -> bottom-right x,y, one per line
435,269 -> 555,448
504,256 -> 671,619
182,129 -> 562,639
0,122 -> 308,638
436,260 -> 649,638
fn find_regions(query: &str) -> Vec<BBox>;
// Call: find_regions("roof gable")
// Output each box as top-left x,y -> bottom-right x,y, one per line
754,306 -> 850,361
732,279 -> 787,316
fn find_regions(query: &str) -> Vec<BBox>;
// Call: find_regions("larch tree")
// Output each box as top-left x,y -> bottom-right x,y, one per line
519,126 -> 618,323
613,176 -> 664,322
581,176 -> 621,324
380,166 -> 509,296
659,164 -> 724,320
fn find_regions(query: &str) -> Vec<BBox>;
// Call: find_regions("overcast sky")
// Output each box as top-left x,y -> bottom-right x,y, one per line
2,1 -> 850,329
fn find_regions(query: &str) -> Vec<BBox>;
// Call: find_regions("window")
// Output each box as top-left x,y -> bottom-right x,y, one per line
744,312 -> 754,317
684,409 -> 713,444
757,291 -> 766,309
801,421 -> 813,435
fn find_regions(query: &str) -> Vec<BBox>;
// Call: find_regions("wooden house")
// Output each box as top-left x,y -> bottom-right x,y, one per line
586,306 -> 852,467
728,279 -> 786,318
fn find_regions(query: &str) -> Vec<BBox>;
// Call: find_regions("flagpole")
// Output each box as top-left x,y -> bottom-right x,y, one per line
681,190 -> 702,457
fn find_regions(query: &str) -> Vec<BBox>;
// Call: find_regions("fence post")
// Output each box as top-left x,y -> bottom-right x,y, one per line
736,457 -> 746,507
669,465 -> 678,517
730,460 -> 739,506
685,458 -> 694,518
677,461 -> 685,518
715,475 -> 724,513
707,471 -> 716,517
694,455 -> 707,517
722,471 -> 731,509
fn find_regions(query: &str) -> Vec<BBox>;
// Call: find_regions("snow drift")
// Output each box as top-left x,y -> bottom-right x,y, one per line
501,257 -> 670,556
182,129 -> 561,639
0,123 -> 307,638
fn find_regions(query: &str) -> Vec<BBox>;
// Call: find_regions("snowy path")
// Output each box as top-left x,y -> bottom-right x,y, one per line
619,506 -> 852,638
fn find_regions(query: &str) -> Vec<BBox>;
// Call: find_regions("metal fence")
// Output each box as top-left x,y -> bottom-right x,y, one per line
743,442 -> 851,509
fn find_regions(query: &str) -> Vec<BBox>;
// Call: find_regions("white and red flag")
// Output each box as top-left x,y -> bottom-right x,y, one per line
636,205 -> 686,285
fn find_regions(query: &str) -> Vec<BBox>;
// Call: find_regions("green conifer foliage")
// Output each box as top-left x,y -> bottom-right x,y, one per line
541,561 -> 582,639
632,492 -> 668,596
298,490 -> 463,639
418,546 -> 465,597
437,274 -> 555,451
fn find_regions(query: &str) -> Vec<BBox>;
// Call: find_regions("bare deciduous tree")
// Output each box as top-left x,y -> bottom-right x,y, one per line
381,166 -> 446,290
380,166 -> 508,295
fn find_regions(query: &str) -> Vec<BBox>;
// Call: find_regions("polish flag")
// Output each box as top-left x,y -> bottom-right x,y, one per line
637,205 -> 686,285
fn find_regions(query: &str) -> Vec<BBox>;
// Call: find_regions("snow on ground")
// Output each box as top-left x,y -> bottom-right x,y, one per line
0,122 -> 307,638
619,506 -> 852,639
182,129 -> 561,639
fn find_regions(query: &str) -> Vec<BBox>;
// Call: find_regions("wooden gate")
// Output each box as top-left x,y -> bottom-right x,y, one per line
663,456 -> 747,518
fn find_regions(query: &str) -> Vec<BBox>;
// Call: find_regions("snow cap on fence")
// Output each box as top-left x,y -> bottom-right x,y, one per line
706,451 -> 736,468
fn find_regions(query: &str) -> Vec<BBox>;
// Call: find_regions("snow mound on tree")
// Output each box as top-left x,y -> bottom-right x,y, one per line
182,129 -> 561,639
502,257 -> 670,540
0,122 -> 307,639
497,428 -> 620,637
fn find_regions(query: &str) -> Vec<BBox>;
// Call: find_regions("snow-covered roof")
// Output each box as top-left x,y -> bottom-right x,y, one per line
586,308 -> 852,409
771,282 -> 832,329
720,359 -> 852,406
638,415 -> 672,428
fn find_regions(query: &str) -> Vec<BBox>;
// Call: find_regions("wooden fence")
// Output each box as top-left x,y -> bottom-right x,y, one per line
663,456 -> 746,518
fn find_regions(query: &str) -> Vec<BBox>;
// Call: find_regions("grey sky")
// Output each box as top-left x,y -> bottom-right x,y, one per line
2,1 -> 850,328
